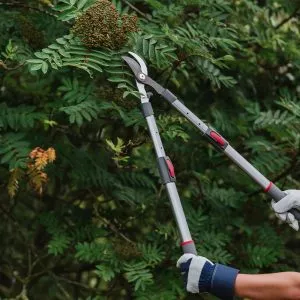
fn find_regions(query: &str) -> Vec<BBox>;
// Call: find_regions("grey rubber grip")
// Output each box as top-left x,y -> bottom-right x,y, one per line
160,89 -> 177,103
269,184 -> 300,221
141,102 -> 154,117
182,242 -> 197,255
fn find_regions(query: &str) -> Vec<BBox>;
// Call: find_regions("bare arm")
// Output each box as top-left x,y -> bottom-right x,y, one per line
235,272 -> 300,300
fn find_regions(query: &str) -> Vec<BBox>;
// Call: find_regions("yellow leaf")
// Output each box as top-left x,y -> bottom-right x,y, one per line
7,168 -> 24,198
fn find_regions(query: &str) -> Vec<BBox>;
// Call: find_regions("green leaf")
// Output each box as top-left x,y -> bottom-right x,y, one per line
30,64 -> 43,71
41,62 -> 49,74
77,0 -> 88,9
27,59 -> 44,64
56,38 -> 67,45
95,264 -> 116,282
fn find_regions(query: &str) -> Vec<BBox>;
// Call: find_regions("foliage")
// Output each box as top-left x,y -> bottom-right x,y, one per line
54,0 -> 98,21
0,0 -> 300,299
7,147 -> 56,198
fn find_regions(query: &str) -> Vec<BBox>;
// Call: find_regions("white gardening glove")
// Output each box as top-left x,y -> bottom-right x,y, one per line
271,189 -> 300,231
177,254 -> 214,293
177,254 -> 239,299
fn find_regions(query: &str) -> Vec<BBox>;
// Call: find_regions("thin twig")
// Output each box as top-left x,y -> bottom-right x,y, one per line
47,271 -> 72,300
86,190 -> 135,244
120,0 -> 150,19
27,248 -> 32,277
15,285 -> 28,300
55,275 -> 101,293
0,60 -> 25,71
274,7 -> 300,29
100,216 -> 135,245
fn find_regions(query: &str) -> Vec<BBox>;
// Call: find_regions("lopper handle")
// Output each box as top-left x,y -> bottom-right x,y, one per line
268,183 -> 300,221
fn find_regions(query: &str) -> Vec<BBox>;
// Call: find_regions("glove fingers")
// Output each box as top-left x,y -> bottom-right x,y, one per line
177,255 -> 194,289
273,194 -> 296,213
287,212 -> 295,224
179,258 -> 192,274
180,259 -> 192,287
276,212 -> 287,221
286,213 -> 299,231
186,256 -> 205,293
177,253 -> 195,268
289,221 -> 299,231
177,255 -> 213,294
274,211 -> 299,231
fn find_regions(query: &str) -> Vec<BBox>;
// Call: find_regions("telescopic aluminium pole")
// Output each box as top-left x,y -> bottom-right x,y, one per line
141,93 -> 197,255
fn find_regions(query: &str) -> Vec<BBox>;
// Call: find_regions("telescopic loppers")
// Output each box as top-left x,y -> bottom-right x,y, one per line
122,52 -> 300,255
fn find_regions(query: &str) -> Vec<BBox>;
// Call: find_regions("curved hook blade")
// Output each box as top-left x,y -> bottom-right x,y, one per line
122,55 -> 142,77
128,52 -> 148,75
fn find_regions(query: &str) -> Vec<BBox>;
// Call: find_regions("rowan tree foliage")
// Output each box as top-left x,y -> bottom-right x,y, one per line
0,0 -> 300,299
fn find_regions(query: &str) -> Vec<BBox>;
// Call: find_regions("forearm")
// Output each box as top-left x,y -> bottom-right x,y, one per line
235,272 -> 300,300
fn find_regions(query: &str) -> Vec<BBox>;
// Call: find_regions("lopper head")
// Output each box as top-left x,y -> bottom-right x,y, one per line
122,52 -> 148,100
122,52 -> 165,100
122,51 -> 148,76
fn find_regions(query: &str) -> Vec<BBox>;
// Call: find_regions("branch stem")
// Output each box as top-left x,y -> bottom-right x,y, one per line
275,7 -> 300,29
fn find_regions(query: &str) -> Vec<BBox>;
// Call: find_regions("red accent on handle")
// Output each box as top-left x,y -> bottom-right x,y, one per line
166,159 -> 175,178
210,131 -> 226,147
264,182 -> 273,193
180,240 -> 194,246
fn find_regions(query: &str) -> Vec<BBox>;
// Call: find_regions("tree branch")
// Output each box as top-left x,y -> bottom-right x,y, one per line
0,60 -> 24,71
47,271 -> 72,300
120,0 -> 150,20
53,275 -> 101,293
99,216 -> 135,245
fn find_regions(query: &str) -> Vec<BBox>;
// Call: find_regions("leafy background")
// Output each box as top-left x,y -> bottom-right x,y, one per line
0,0 -> 300,299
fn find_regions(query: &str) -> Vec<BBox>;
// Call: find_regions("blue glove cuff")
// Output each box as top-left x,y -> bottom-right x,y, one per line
210,263 -> 239,300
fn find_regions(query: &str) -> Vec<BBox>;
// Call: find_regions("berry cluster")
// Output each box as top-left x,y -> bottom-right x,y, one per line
73,0 -> 138,50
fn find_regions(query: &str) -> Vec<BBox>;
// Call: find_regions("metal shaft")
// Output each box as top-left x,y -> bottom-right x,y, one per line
169,99 -> 300,220
171,99 -> 274,188
144,107 -> 197,254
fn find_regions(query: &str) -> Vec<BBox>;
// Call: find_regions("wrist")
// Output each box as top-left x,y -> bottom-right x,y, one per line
209,263 -> 239,300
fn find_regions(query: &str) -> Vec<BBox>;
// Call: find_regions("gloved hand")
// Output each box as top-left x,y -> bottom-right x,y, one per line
177,253 -> 239,300
271,189 -> 300,231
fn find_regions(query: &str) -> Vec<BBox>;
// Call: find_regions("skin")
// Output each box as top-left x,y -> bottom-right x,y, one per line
235,272 -> 300,300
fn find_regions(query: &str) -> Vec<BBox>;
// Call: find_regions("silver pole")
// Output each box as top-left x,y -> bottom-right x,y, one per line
144,110 -> 197,254
172,99 -> 270,189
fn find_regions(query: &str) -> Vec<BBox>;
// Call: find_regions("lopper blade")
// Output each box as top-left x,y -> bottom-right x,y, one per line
122,52 -> 165,98
122,55 -> 142,78
128,52 -> 148,75
122,53 -> 148,100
